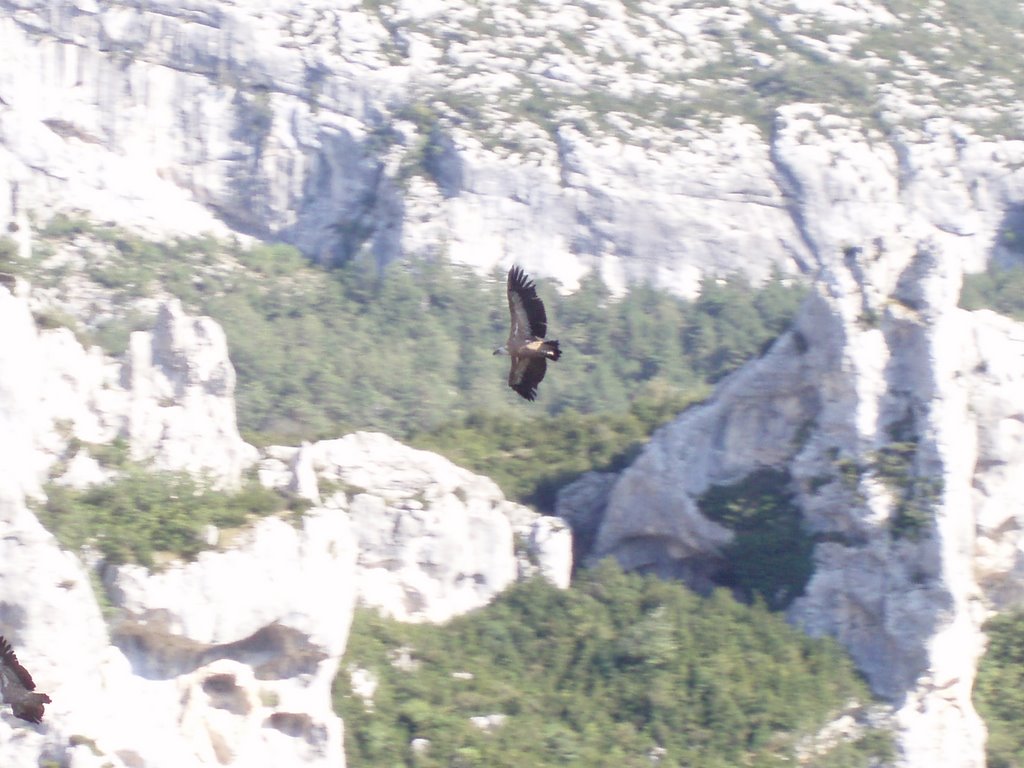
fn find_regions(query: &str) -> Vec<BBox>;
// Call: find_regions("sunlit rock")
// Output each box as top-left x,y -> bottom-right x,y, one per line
260,431 -> 573,623
594,112 -> 1024,768
123,299 -> 258,486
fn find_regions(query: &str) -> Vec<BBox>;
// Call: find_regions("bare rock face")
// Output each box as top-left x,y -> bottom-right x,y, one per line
0,496 -> 114,766
259,432 -> 573,623
1,284 -> 256,490
554,470 -> 618,563
104,510 -> 357,767
0,284 -> 354,767
123,299 -> 258,485
3,1 -> 1024,301
594,111 -> 1024,768
592,331 -> 816,580
0,0 -> 808,294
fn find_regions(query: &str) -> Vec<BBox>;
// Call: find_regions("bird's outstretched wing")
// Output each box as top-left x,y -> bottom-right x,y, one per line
507,265 -> 547,340
508,356 -> 548,401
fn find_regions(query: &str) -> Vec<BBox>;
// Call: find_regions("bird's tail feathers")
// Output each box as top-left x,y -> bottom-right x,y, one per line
544,340 -> 561,360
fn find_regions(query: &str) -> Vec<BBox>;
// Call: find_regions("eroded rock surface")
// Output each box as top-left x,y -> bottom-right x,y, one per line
0,284 -> 569,765
593,111 -> 1024,768
260,432 -> 573,623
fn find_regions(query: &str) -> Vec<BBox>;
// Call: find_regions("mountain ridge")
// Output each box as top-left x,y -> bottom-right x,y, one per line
3,0 -> 1023,297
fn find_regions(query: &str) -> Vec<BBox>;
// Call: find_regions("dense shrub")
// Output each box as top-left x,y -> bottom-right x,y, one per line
975,610 -> 1024,768
698,468 -> 814,609
36,465 -> 292,567
960,262 -> 1024,321
336,561 -> 891,768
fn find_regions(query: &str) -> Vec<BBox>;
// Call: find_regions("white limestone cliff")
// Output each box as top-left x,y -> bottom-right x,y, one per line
105,511 -> 358,768
11,287 -> 258,490
0,283 -> 354,766
591,109 -> 1024,768
5,0 -> 1021,300
259,433 -> 573,623
119,298 -> 259,484
0,279 -> 572,765
0,496 -> 357,768
0,0 -> 804,294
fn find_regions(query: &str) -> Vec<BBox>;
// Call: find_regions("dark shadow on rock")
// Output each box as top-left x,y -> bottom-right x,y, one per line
113,621 -> 329,681
590,534 -> 724,595
992,204 -> 1024,269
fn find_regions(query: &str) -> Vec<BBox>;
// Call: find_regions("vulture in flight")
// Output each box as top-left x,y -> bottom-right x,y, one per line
494,265 -> 562,401
0,636 -> 51,723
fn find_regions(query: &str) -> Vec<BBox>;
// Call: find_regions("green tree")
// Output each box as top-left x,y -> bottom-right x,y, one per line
698,468 -> 814,609
36,464 -> 293,567
335,562 -> 888,768
975,610 -> 1024,768
960,262 -> 1024,321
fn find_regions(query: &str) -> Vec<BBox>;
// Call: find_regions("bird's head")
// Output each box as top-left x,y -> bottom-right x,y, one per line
493,345 -> 508,356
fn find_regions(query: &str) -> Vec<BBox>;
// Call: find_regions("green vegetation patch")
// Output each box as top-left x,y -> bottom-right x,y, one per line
336,561 -> 888,768
871,440 -> 940,540
410,382 -> 708,515
974,609 -> 1024,768
960,261 -> 1024,322
36,465 -> 294,567
27,226 -> 806,514
826,412 -> 942,540
697,468 -> 814,609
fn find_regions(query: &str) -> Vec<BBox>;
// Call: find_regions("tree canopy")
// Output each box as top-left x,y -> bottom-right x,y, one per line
21,220 -> 806,512
336,561 -> 892,768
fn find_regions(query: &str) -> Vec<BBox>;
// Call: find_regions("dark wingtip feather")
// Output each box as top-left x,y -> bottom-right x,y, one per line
511,383 -> 537,401
507,265 -> 548,339
507,264 -> 535,294
0,636 -> 37,691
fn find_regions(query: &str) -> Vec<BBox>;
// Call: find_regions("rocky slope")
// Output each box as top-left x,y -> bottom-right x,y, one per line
581,109 -> 1024,768
3,0 -> 1024,297
3,1 -> 1024,765
0,285 -> 570,766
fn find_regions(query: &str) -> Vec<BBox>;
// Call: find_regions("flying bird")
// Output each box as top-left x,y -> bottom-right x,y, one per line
494,265 -> 562,401
0,636 -> 51,724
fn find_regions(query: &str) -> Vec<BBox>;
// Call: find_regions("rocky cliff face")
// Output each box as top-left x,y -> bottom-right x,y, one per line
259,433 -> 572,623
0,283 -> 352,767
4,2 -> 1024,765
589,109 -> 1024,768
4,0 -> 1023,297
0,284 -> 571,766
1,281 -> 255,494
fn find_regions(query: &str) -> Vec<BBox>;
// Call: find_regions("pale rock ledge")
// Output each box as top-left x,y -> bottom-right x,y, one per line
259,432 -> 573,624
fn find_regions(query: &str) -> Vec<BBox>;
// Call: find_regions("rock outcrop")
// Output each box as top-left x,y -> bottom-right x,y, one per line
0,281 -> 356,767
0,279 -> 572,765
3,0 -> 1022,298
259,433 -> 573,623
105,510 -> 357,768
123,299 -> 258,485
0,496 -> 356,768
592,110 -> 1024,767
2,285 -> 257,491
